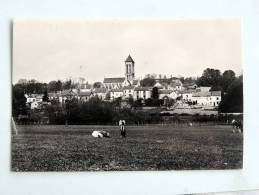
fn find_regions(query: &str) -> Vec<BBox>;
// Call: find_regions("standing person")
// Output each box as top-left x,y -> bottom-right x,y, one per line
119,120 -> 126,138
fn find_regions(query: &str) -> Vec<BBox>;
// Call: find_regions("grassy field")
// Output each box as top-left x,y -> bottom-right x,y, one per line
11,124 -> 243,171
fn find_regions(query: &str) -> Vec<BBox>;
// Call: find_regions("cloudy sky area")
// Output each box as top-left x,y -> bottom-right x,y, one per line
13,19 -> 242,84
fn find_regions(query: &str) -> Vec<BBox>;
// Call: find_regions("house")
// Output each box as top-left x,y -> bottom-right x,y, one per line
210,91 -> 221,107
78,91 -> 94,102
168,79 -> 183,91
154,82 -> 164,89
192,91 -> 221,107
123,86 -> 135,99
110,89 -> 124,100
182,82 -> 197,90
133,87 -> 152,100
25,94 -> 43,104
30,101 -> 40,109
48,92 -> 61,101
25,94 -> 43,109
60,89 -> 78,103
180,89 -> 196,102
93,88 -> 107,100
159,89 -> 178,100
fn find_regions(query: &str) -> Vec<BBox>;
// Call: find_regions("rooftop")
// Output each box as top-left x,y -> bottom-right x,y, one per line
134,87 -> 152,91
110,89 -> 124,92
94,88 -> 107,93
103,77 -> 125,83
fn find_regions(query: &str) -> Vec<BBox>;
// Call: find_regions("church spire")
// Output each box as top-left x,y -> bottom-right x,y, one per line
125,55 -> 135,84
125,54 -> 134,63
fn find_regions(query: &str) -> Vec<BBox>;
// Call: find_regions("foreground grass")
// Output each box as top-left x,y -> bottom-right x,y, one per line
11,124 -> 243,171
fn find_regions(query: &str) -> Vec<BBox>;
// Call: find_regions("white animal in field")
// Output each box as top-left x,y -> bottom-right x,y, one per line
92,130 -> 110,138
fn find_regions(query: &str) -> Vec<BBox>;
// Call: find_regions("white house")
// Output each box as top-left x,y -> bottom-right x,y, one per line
123,86 -> 135,99
180,89 -> 196,102
110,89 -> 124,100
30,101 -> 40,109
133,87 -> 152,100
192,91 -> 221,107
25,94 -> 43,104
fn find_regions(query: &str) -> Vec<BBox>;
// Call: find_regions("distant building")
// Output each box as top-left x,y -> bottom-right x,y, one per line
103,55 -> 136,89
93,88 -> 107,100
25,94 -> 43,109
78,91 -> 94,102
192,91 -> 221,107
180,89 -> 196,102
110,89 -> 124,100
182,82 -> 197,90
60,89 -> 78,103
159,89 -> 178,100
123,86 -> 135,99
133,87 -> 152,100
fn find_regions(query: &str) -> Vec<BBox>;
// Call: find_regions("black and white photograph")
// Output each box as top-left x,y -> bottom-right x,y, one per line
11,19 -> 243,171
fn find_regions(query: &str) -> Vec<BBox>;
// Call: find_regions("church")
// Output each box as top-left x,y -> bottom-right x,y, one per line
103,55 -> 139,89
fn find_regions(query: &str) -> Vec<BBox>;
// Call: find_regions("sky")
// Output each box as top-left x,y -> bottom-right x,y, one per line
13,19 -> 242,84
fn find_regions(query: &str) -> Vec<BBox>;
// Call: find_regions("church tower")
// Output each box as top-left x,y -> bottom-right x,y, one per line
125,55 -> 135,84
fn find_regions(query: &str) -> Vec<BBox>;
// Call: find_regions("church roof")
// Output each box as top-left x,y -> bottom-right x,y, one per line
103,77 -> 125,83
125,55 -> 134,63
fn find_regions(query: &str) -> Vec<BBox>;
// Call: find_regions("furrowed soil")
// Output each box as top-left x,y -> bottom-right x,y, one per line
11,124 -> 243,171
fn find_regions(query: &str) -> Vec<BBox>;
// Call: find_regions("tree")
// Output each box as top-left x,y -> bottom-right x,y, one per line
48,80 -> 62,92
17,79 -> 27,84
93,82 -> 102,88
42,91 -> 49,102
63,79 -> 72,90
151,87 -> 159,99
12,84 -> 27,116
128,95 -> 134,106
105,92 -> 111,101
219,76 -> 243,113
197,68 -> 222,89
113,97 -> 122,107
133,99 -> 143,107
221,70 -> 236,92
140,77 -> 156,87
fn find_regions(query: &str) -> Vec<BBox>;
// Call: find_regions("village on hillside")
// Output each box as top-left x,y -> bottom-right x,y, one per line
22,55 -> 222,115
